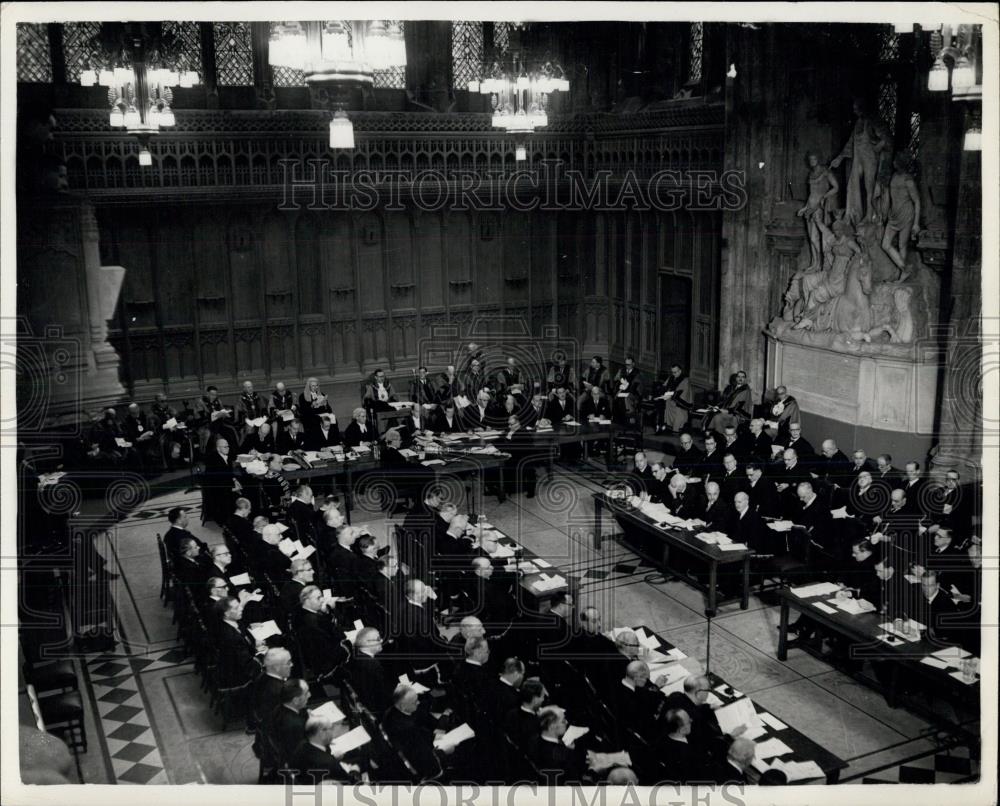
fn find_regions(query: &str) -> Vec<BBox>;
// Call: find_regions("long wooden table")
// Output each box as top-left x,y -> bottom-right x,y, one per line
777,587 -> 980,734
635,624 -> 848,784
592,492 -> 751,612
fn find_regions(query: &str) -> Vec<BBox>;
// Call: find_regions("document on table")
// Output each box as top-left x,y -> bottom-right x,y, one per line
759,712 -> 788,731
949,670 -> 979,685
790,581 -> 841,598
531,573 -> 567,592
533,558 -> 553,568
768,520 -> 794,532
655,664 -> 690,692
930,646 -> 972,665
398,674 -> 429,694
421,459 -> 446,466
743,724 -> 769,741
633,627 -> 660,649
812,602 -> 838,615
562,725 -> 589,747
920,656 -> 951,670
518,561 -> 539,573
330,725 -> 371,755
754,737 -> 794,759
833,597 -> 876,615
718,542 -> 748,552
489,543 -> 516,559
399,448 -> 418,458
248,620 -> 282,642
310,700 -> 346,724
754,758 -> 823,781
714,697 -> 761,735
433,723 -> 475,750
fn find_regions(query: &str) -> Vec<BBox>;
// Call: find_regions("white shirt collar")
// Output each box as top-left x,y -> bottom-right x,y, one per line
621,678 -> 636,691
540,734 -> 561,745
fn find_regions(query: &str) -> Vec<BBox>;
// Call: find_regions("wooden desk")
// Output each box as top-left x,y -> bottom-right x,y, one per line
777,587 -> 980,729
634,623 -> 849,784
593,492 -> 751,612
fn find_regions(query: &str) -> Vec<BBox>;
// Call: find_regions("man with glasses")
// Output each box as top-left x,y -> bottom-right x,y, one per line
346,628 -> 393,716
664,675 -> 746,762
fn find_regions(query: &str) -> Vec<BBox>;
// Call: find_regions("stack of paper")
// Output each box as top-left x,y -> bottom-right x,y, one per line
718,542 -> 748,552
832,597 -> 876,615
397,674 -> 430,694
753,758 -> 824,782
310,700 -> 346,724
243,459 -> 268,476
594,418 -> 612,425
115,437 -> 133,448
715,697 -> 763,736
330,726 -> 371,755
878,620 -> 925,641
518,561 -> 539,573
789,582 -> 842,598
278,538 -> 316,560
754,737 -> 794,759
633,628 -> 660,649
586,750 -> 632,771
929,646 -> 972,667
812,602 -> 838,615
562,725 -> 589,746
759,712 -> 788,731
531,573 -> 567,592
247,416 -> 267,428
433,723 -> 475,750
768,520 -> 794,532
248,621 -> 282,642
920,656 -> 950,670
488,542 -> 516,559
695,531 -> 728,545
533,558 -> 553,569
399,448 -> 418,458
830,506 -> 849,519
655,664 -> 690,694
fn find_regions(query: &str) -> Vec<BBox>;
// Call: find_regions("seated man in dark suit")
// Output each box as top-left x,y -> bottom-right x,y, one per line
212,596 -> 263,688
691,481 -> 732,532
645,462 -> 674,504
285,485 -> 318,544
663,675 -> 735,762
544,386 -> 576,425
271,678 -> 310,767
278,558 -> 315,617
578,386 -> 611,421
304,412 -> 342,451
343,408 -> 374,448
432,401 -> 463,433
612,660 -> 669,743
659,708 -> 711,785
792,481 -> 836,567
163,506 -> 209,560
735,418 -> 773,462
914,569 -> 959,644
712,738 -> 756,785
294,585 -> 350,679
288,715 -> 352,784
345,628 -> 395,717
491,658 -> 526,724
743,462 -> 780,518
381,684 -> 445,780
698,434 -> 724,482
811,439 -> 852,493
728,492 -> 773,558
783,421 -> 815,460
670,432 -> 704,477
717,453 -> 745,504
277,418 -> 307,455
250,647 -> 294,733
874,453 -> 904,489
627,451 -> 654,495
848,448 -> 878,479
174,537 -> 210,593
533,706 -> 586,785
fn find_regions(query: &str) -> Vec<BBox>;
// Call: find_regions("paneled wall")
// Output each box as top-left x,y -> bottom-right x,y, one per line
100,202 -> 721,400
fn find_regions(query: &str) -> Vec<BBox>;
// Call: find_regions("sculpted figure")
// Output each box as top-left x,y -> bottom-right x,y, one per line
881,154 -> 922,277
830,97 -> 893,225
793,216 -> 861,329
797,153 -> 839,272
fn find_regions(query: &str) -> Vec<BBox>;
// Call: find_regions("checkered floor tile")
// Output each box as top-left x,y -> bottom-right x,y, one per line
860,746 -> 979,784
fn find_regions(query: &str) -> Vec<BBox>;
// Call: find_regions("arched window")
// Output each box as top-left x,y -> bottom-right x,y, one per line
213,22 -> 253,86
16,23 -> 52,83
452,21 -> 484,89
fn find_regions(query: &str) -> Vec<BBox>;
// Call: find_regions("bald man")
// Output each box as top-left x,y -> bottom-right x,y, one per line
693,481 -> 732,531
613,660 -> 670,742
251,647 -> 293,734
346,627 -> 394,716
664,674 -> 738,759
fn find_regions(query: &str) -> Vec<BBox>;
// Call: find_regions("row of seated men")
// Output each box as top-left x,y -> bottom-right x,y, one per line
615,427 -> 982,658
164,483 -> 785,784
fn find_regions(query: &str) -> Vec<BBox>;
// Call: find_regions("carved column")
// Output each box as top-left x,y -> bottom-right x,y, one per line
16,195 -> 126,419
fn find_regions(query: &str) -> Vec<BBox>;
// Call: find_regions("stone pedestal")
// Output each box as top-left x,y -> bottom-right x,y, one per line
16,194 -> 126,424
765,331 -> 943,459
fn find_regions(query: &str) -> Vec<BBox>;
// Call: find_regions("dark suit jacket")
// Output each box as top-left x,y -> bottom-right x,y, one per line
544,397 -> 575,423
726,508 -> 772,555
289,741 -> 349,783
533,737 -> 585,784
326,543 -> 362,598
216,621 -> 259,687
343,421 -> 373,448
271,705 -> 308,765
663,692 -> 727,759
579,396 -> 611,419
286,499 -> 317,546
382,707 -> 441,780
277,429 -> 307,455
737,431 -> 773,462
785,436 -> 815,458
279,579 -> 307,616
672,447 -> 704,477
345,652 -> 395,717
410,378 -> 438,406
304,424 -> 342,450
251,673 -> 286,731
745,477 -> 780,518
612,680 -> 668,742
659,737 -> 708,784
432,411 -> 463,433
718,469 -> 746,505
699,450 -> 724,481
503,706 -> 541,756
295,609 -> 350,677
174,555 -> 209,591
163,526 -> 208,560
694,498 -> 733,532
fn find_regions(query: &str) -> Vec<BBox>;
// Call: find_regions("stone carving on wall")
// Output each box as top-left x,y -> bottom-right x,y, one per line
829,97 -> 893,226
770,137 -> 938,359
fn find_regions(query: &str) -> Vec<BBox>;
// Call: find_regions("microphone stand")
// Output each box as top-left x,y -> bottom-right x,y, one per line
705,605 -> 716,675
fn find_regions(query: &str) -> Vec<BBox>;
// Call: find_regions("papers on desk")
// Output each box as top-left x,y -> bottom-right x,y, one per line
530,573 -> 567,592
949,670 -> 980,685
533,558 -> 553,569
812,602 -> 838,615
655,663 -> 690,694
389,401 -> 412,410
421,459 -> 446,466
718,542 -> 748,552
638,502 -> 674,523
753,757 -> 824,782
210,409 -> 230,422
920,656 -> 950,670
604,626 -> 635,643
488,542 -> 516,559
330,725 -> 371,755
562,419 -> 581,427
345,619 -> 366,644
310,700 -> 346,724
399,448 -> 418,458
930,646 -> 972,665
398,674 -> 430,694
705,692 -> 725,709
248,620 -> 282,642
229,572 -> 252,586
562,725 -> 589,747
714,697 -> 762,736
243,459 -> 268,476
743,724 -> 769,741
789,581 -> 842,598
759,712 -> 788,731
587,750 -> 633,771
633,627 -> 660,649
831,597 -> 876,615
433,723 -> 475,750
354,445 -> 372,454
878,620 -> 925,641
518,561 -> 539,574
593,418 -> 612,425
768,520 -> 794,532
754,737 -> 794,759
695,531 -> 729,545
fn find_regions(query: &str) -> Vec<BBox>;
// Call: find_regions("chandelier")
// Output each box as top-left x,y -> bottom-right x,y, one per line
470,56 -> 569,133
923,24 -> 981,93
77,23 -> 200,165
269,20 -> 408,149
